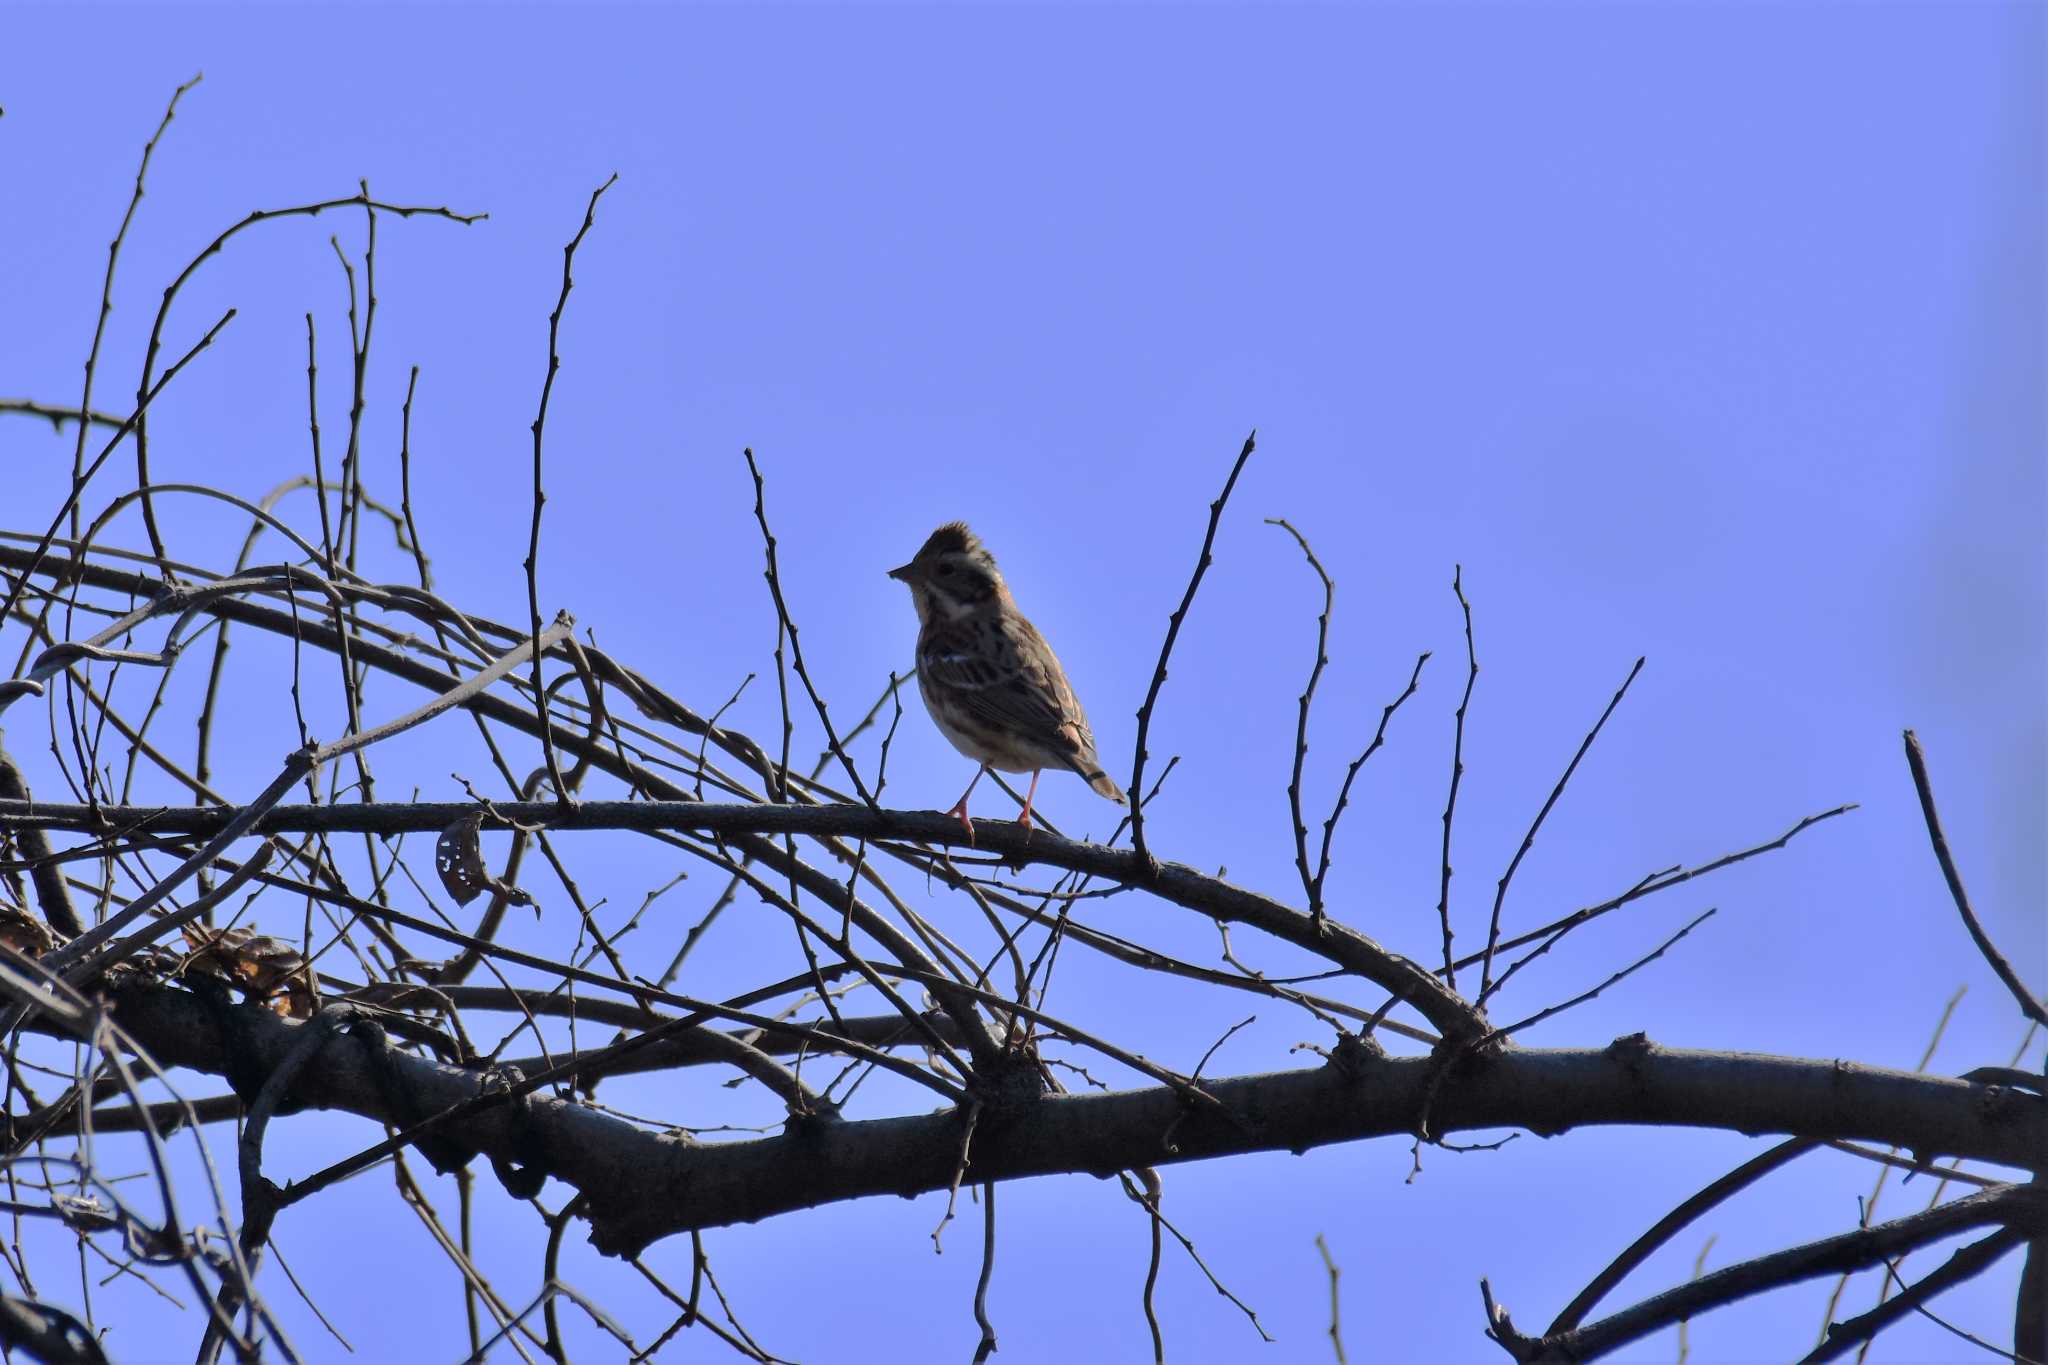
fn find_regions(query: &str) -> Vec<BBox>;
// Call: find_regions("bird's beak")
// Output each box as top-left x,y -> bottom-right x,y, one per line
886,563 -> 913,582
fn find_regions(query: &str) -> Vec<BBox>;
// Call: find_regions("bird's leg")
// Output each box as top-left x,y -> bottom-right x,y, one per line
947,765 -> 988,845
1017,770 -> 1042,833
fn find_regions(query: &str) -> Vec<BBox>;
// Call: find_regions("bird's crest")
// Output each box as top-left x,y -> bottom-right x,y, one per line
919,521 -> 983,560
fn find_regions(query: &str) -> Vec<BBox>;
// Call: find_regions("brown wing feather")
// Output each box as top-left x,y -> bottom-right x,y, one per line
918,614 -> 1124,799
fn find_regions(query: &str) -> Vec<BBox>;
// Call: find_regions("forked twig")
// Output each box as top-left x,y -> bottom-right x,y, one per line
1491,908 -> 1716,1039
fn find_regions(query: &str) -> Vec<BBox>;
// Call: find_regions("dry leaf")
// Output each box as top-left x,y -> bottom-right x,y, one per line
51,1193 -> 116,1234
0,903 -> 55,957
435,811 -> 535,911
179,925 -> 319,1020
436,811 -> 491,906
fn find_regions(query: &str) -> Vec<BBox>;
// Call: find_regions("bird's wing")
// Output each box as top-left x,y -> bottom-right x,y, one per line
918,615 -> 1103,772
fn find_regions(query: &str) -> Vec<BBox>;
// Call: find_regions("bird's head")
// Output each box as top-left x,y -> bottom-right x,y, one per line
888,522 -> 1006,623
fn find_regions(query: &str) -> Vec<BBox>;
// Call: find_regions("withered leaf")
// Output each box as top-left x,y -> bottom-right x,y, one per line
0,903 -> 55,957
52,1193 -> 116,1233
437,811 -> 492,906
434,810 -> 535,912
179,925 -> 319,1020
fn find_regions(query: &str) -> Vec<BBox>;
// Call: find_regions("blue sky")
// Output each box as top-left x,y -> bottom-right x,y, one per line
2,4 -> 2041,1361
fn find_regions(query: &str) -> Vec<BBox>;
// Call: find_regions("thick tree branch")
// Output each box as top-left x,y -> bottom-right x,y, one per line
99,982 -> 2045,1261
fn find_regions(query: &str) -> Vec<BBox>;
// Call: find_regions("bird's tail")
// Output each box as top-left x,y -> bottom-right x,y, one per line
1084,767 -> 1127,805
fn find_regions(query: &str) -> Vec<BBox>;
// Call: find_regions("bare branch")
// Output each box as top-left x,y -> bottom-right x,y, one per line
741,448 -> 873,805
1130,431 -> 1256,868
0,794 -> 1482,1041
69,73 -> 203,543
1485,1185 -> 2044,1364
1478,657 -> 1643,1002
1549,1138 -> 1820,1333
0,398 -> 128,432
1904,730 -> 2046,1027
1312,649 -> 1429,919
1475,804 -> 1855,1003
93,983 -> 2048,1259
1436,565 -> 1478,989
1264,517 -> 1334,922
1315,1233 -> 1348,1365
131,190 -> 484,567
527,174 -> 617,803
0,307 -> 237,635
1804,1230 -> 2029,1363
1492,908 -> 1716,1039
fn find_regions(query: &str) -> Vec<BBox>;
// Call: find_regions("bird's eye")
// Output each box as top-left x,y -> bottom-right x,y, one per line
935,562 -> 954,577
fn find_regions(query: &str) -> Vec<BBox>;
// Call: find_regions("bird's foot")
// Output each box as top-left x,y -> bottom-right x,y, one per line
1016,771 -> 1041,838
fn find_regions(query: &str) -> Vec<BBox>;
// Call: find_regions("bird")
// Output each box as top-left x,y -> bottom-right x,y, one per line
887,522 -> 1126,842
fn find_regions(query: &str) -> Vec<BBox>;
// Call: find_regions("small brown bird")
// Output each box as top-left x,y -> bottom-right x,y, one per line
888,523 -> 1126,840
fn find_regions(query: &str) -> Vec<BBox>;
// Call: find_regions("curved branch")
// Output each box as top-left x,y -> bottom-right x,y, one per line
4,794 -> 1481,1041
1803,1227 -> 2028,1363
0,746 -> 84,938
1904,730 -> 2047,1028
1483,1184 -> 2043,1364
1549,1137 -> 1819,1333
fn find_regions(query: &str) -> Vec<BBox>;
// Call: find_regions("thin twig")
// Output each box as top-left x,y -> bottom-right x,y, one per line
528,175 -> 617,804
0,308 -> 238,636
1264,518 -> 1333,922
1136,1167 -> 1165,1364
739,448 -> 874,806
1551,1139 -> 1818,1333
1818,983 -> 1967,1344
130,189 -> 483,568
1492,909 -> 1717,1039
1436,565 -> 1477,989
1903,730 -> 2045,1027
1130,431 -> 1256,869
0,399 -> 127,432
1803,1228 -> 2028,1363
1676,1235 -> 1715,1365
1312,650 -> 1429,919
1487,1185 -> 2043,1365
931,1100 -> 982,1254
1478,656 -> 1643,1002
970,1184 -> 998,1365
69,74 -> 203,542
1314,1232 -> 1347,1365
1118,1170 -> 1272,1343
1475,804 -> 1855,1004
